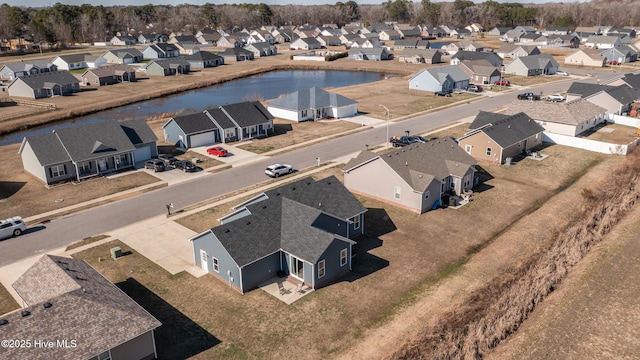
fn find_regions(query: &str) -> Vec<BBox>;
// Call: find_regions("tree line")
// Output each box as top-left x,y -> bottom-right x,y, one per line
0,1 -> 638,46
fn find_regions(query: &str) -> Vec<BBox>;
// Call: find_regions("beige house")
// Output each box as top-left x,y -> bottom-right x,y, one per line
564,48 -> 606,67
343,138 -> 476,214
3,255 -> 161,360
458,112 -> 544,164
504,99 -> 607,136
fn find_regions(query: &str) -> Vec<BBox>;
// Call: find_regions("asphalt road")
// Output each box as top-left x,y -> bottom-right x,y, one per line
0,74 -> 615,266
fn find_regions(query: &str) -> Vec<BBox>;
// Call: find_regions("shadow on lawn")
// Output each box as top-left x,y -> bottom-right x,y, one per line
0,181 -> 26,199
117,278 -> 220,359
473,166 -> 494,193
326,208 -> 395,286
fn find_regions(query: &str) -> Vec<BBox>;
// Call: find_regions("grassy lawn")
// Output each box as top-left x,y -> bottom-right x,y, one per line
334,76 -> 479,120
113,144 -> 607,359
583,123 -> 638,144
424,122 -> 471,140
0,282 -> 18,316
65,234 -> 111,251
237,119 -> 362,154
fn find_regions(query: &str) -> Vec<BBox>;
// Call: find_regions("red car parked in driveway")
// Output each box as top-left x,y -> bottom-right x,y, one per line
206,146 -> 228,157
495,80 -> 510,86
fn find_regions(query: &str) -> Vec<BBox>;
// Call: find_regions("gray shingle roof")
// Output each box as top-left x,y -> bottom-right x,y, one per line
205,107 -> 236,130
11,70 -> 79,89
619,73 -> 640,88
55,52 -> 93,63
513,54 -> 559,69
21,132 -> 71,166
53,120 -> 136,162
566,82 -> 613,97
452,51 -> 500,64
469,110 -> 510,129
2,255 -> 160,360
120,118 -> 158,145
169,112 -> 218,134
210,176 -> 364,266
221,101 -> 274,127
82,64 -> 135,78
466,112 -> 545,148
268,87 -> 357,111
425,65 -> 470,83
184,51 -> 223,62
344,138 -> 476,192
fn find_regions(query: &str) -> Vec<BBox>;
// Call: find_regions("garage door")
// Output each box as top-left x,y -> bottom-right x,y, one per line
134,146 -> 151,163
189,131 -> 216,148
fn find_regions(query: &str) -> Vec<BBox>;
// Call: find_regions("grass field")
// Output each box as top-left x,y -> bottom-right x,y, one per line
69,144 -> 607,359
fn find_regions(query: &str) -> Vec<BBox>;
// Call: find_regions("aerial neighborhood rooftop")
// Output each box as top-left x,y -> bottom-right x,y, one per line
1,2 -> 640,358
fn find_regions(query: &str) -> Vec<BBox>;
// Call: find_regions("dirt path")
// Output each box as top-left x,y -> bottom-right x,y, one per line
338,155 -> 625,360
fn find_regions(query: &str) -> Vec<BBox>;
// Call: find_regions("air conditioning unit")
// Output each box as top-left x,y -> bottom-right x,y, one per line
110,247 -> 122,260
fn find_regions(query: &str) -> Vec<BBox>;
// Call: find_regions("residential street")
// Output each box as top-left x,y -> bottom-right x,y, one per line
0,77 -> 596,267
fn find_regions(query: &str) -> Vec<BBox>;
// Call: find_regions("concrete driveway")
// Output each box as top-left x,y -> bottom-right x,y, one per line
107,215 -> 205,277
190,143 -> 269,166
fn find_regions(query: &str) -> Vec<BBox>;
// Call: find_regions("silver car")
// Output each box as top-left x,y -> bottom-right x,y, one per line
0,216 -> 26,240
265,164 -> 293,178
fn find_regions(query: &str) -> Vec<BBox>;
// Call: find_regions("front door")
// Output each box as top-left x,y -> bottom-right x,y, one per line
289,255 -> 304,280
200,250 -> 208,272
98,159 -> 107,172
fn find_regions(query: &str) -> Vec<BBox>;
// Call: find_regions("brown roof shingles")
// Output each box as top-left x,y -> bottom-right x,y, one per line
504,99 -> 606,125
2,255 -> 160,359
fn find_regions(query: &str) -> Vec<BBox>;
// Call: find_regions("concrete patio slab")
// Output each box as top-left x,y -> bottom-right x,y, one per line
258,276 -> 313,304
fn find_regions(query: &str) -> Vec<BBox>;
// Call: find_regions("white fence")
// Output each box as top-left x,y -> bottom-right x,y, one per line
543,133 -> 637,155
608,113 -> 640,128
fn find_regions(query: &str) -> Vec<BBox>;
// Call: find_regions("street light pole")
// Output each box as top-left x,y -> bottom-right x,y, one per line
380,104 -> 390,149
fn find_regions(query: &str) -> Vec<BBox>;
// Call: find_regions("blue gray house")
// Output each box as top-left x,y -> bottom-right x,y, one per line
409,65 -> 470,93
190,176 -> 367,294
162,101 -> 274,148
19,119 -> 157,186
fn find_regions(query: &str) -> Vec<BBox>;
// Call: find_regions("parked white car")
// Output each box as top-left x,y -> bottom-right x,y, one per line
265,164 -> 293,178
557,71 -> 569,76
0,216 -> 26,240
546,94 -> 565,102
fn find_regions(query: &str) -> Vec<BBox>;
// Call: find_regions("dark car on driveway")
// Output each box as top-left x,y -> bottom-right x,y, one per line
158,154 -> 177,165
435,90 -> 452,97
174,160 -> 197,172
144,159 -> 165,172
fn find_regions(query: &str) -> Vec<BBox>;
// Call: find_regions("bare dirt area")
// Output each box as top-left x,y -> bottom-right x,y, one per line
0,141 -> 163,220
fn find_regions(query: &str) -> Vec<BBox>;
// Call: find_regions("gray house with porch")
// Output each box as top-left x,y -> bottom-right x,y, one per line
190,176 -> 367,294
7,71 -> 80,99
19,119 -> 157,186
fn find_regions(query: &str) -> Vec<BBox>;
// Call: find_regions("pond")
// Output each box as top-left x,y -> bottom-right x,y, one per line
0,70 -> 386,145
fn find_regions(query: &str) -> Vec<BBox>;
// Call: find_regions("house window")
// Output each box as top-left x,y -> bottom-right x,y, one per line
51,165 -> 66,178
318,260 -> 325,278
486,147 -> 492,156
340,249 -> 347,266
98,351 -> 112,360
425,190 -> 430,199
353,215 -> 360,230
78,162 -> 91,173
213,257 -> 219,273
465,144 -> 472,154
116,154 -> 127,165
394,186 -> 401,199
301,110 -> 308,117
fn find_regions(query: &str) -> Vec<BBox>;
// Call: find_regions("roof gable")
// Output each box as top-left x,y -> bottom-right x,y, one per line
268,87 -> 357,111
